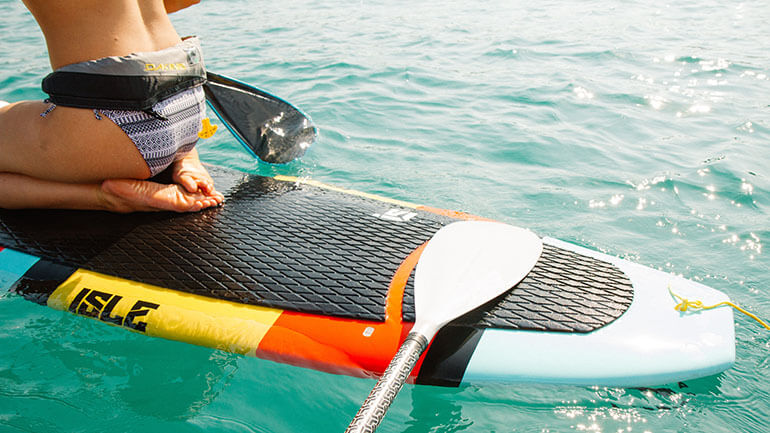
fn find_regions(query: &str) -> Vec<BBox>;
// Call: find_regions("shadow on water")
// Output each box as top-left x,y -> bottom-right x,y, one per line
0,310 -> 241,425
385,374 -> 729,433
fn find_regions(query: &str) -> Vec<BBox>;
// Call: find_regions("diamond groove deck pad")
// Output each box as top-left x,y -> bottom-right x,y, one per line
0,166 -> 633,332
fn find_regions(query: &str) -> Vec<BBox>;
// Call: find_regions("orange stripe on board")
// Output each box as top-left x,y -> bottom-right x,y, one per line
416,205 -> 494,222
257,243 -> 428,379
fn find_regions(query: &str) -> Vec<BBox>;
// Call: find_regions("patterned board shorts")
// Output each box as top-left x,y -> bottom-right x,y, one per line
100,86 -> 206,176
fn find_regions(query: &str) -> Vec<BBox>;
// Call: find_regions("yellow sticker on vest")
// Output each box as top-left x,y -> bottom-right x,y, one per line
198,117 -> 217,139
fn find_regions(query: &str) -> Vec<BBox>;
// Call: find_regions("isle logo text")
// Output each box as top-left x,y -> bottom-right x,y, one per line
68,288 -> 159,333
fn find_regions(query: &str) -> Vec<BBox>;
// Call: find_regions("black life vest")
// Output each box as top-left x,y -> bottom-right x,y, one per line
41,37 -> 206,113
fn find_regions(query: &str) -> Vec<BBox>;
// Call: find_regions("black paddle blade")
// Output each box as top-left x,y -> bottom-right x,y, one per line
203,72 -> 317,164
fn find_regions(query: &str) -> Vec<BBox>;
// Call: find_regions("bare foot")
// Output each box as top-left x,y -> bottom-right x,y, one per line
100,178 -> 224,213
170,149 -> 219,196
99,149 -> 224,213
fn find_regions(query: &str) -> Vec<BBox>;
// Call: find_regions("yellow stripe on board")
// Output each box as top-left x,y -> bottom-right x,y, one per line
47,269 -> 283,355
274,175 -> 420,209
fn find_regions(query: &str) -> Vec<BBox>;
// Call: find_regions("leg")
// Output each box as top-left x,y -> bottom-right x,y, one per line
0,101 -> 222,211
0,172 -> 107,210
0,172 -> 222,213
0,100 -> 151,182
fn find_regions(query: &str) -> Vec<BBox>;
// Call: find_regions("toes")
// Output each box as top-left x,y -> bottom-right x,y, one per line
178,174 -> 200,194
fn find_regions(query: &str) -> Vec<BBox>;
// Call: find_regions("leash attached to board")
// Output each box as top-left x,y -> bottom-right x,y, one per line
669,286 -> 770,330
345,221 -> 543,433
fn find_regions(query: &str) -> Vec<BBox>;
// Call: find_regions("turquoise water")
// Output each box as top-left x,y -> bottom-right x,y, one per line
2,0 -> 769,431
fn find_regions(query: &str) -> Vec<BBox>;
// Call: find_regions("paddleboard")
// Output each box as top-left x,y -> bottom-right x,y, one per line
0,165 -> 735,387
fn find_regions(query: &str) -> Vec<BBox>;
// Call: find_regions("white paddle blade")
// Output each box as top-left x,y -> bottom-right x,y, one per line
346,221 -> 542,432
412,221 -> 543,337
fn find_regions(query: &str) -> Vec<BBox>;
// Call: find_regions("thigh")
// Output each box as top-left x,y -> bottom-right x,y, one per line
0,101 -> 151,183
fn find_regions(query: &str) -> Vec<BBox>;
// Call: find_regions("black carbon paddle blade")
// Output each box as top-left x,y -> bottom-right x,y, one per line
204,71 -> 316,163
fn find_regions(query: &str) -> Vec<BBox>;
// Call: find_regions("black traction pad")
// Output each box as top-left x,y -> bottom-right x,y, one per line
403,244 -> 635,332
0,166 -> 633,332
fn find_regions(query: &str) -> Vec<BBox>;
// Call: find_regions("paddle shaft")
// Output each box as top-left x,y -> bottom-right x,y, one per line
345,332 -> 429,433
345,221 -> 543,432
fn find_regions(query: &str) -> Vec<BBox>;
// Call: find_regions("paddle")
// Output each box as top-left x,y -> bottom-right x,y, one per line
345,221 -> 543,433
203,71 -> 317,164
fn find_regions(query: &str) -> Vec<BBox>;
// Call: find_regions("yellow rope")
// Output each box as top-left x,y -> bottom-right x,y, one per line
669,286 -> 770,330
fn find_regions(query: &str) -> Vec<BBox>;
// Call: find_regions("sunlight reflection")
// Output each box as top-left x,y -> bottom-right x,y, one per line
740,181 -> 754,195
574,86 -> 594,100
738,122 -> 755,133
688,104 -> 711,114
646,95 -> 665,110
